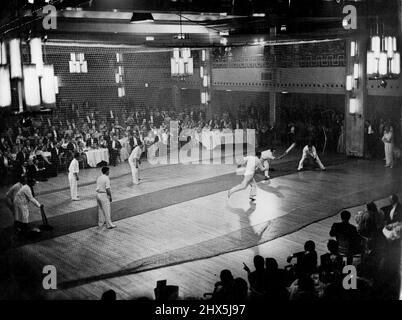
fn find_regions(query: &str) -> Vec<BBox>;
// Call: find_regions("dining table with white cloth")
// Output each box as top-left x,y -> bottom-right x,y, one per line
191,129 -> 256,150
84,148 -> 109,167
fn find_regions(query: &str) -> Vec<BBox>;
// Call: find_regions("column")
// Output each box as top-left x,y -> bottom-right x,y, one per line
172,85 -> 181,110
345,37 -> 368,157
269,92 -> 279,127
200,49 -> 213,119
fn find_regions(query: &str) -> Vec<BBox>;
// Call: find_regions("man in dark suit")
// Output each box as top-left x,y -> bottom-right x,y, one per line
50,126 -> 59,141
16,147 -> 29,166
108,135 -> 121,166
329,210 -> 362,256
48,141 -> 60,177
319,239 -> 343,278
0,136 -> 8,152
0,150 -> 6,180
382,194 -> 401,226
86,135 -> 98,148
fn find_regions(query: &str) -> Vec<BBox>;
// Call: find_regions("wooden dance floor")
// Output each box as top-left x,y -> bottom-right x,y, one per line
0,158 -> 401,299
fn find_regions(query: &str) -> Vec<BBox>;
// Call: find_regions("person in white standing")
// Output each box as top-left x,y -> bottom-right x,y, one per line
96,167 -> 116,229
297,142 -> 326,171
128,140 -> 142,185
6,175 -> 24,215
68,153 -> 80,200
227,151 -> 268,202
382,125 -> 394,168
14,176 -> 43,233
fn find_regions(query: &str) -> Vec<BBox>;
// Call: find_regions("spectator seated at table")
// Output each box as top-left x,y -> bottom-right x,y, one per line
319,240 -> 343,283
86,135 -> 98,148
287,240 -> 318,276
330,210 -> 363,257
27,157 -> 48,182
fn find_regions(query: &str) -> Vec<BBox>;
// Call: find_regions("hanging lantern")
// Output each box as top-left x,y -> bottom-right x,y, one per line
346,75 -> 353,91
81,61 -> 88,73
118,87 -> 125,97
200,66 -> 204,78
371,36 -> 381,59
178,58 -> 185,75
9,39 -> 22,79
41,65 -> 56,105
201,91 -> 206,104
171,58 -> 178,76
378,52 -> 388,76
350,41 -> 356,57
367,51 -> 376,75
181,48 -> 190,63
29,37 -> 44,77
0,65 -> 11,107
385,36 -> 394,58
392,37 -> 397,52
171,48 -> 192,78
349,98 -> 357,114
353,63 -> 359,80
173,48 -> 180,60
23,64 -> 41,108
0,42 -> 7,65
203,75 -> 208,87
391,52 -> 400,75
201,49 -> 206,62
186,57 -> 193,75
54,76 -> 59,94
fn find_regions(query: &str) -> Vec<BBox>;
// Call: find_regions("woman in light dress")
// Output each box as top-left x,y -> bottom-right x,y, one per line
382,125 -> 394,168
337,122 -> 345,154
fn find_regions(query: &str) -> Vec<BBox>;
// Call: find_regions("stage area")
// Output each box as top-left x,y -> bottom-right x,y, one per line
0,157 -> 400,299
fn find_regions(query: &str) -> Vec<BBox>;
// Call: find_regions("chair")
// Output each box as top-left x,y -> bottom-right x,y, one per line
58,153 -> 68,172
154,280 -> 179,300
337,235 -> 365,265
78,153 -> 87,169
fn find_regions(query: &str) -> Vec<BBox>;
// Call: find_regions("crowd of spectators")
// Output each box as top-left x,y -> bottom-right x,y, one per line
94,195 -> 400,301
275,104 -> 345,154
365,116 -> 400,160
201,195 -> 400,301
0,100 -> 348,187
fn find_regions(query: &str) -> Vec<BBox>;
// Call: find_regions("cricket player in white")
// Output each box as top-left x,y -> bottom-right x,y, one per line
261,148 -> 277,180
14,178 -> 42,231
128,141 -> 142,185
297,143 -> 326,171
227,151 -> 268,201
68,153 -> 80,200
6,176 -> 24,214
96,167 -> 116,229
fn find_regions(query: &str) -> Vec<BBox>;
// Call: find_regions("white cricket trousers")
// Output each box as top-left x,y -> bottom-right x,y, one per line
263,160 -> 270,177
229,174 -> 257,198
384,142 -> 394,167
96,193 -> 113,228
68,172 -> 78,200
298,155 -> 325,170
130,161 -> 139,184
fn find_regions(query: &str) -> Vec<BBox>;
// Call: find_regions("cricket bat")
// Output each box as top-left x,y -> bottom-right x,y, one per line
40,206 -> 53,231
285,142 -> 297,154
